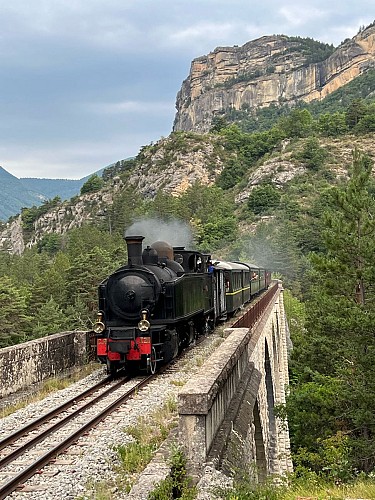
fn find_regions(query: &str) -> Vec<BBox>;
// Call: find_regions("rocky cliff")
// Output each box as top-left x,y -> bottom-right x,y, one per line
173,24 -> 375,132
0,133 -> 224,254
2,132 -> 375,255
127,134 -> 224,198
0,178 -> 123,255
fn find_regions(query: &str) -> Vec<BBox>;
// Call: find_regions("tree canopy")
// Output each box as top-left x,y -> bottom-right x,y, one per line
285,150 -> 375,476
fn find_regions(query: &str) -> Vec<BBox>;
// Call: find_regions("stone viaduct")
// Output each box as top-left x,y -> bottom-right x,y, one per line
178,281 -> 293,480
128,281 -> 293,499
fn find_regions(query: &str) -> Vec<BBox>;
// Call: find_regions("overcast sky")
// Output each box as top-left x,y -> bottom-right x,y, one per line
1,1 -> 373,179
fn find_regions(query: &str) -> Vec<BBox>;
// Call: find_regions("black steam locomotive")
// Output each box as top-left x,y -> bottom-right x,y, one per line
94,236 -> 270,375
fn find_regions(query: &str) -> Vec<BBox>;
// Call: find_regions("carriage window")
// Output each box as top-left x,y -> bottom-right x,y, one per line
224,272 -> 230,290
234,273 -> 240,290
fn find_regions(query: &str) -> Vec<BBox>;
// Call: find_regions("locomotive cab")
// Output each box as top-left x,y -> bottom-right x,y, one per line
172,247 -> 208,273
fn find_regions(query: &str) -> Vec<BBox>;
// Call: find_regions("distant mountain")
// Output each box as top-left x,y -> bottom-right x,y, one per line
0,167 -> 46,221
19,178 -> 84,201
0,167 -> 105,222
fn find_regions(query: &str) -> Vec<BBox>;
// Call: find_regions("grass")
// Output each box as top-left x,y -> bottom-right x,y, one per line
0,362 -> 101,418
212,338 -> 225,348
83,396 -> 179,499
83,472 -> 375,500
170,379 -> 186,387
148,446 -> 197,500
194,356 -> 205,367
281,477 -> 375,500
218,475 -> 375,500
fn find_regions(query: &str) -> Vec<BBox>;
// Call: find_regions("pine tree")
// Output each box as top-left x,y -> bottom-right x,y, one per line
29,252 -> 70,311
66,246 -> 117,316
31,297 -> 66,338
288,149 -> 375,473
0,276 -> 32,346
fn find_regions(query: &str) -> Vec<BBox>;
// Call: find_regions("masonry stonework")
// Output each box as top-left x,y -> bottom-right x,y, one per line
0,331 -> 89,398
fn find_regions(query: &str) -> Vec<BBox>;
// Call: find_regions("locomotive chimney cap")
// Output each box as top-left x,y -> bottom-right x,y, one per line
124,235 -> 145,242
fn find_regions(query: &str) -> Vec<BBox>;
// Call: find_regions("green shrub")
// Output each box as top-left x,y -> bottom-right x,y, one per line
148,447 -> 196,500
247,184 -> 281,214
294,137 -> 327,171
80,174 -> 104,195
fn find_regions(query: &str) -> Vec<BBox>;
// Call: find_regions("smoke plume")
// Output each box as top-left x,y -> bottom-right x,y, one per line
125,218 -> 194,249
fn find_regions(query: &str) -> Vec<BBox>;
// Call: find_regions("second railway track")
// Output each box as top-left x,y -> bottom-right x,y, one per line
0,372 -> 158,499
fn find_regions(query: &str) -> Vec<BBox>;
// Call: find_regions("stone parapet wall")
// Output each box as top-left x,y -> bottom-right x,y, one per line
0,331 -> 89,398
178,327 -> 254,474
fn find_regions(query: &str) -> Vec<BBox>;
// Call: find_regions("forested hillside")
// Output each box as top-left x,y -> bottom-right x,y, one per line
1,64 -> 375,496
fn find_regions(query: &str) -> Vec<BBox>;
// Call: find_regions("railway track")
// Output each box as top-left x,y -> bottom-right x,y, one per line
0,372 -> 157,499
0,329 -> 224,499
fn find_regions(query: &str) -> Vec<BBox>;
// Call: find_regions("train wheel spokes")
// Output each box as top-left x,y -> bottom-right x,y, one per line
148,346 -> 157,374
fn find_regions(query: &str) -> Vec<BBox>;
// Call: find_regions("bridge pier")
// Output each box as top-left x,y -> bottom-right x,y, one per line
178,282 -> 292,481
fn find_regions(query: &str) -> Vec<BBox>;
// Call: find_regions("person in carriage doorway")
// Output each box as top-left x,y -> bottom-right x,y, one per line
207,260 -> 215,274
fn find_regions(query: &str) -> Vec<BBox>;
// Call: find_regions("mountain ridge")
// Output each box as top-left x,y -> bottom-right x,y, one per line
0,167 -> 106,221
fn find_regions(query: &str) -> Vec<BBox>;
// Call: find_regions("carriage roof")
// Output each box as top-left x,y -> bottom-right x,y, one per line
236,261 -> 262,271
213,260 -> 249,271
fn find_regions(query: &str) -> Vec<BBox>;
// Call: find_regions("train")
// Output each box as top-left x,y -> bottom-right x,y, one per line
93,235 -> 270,375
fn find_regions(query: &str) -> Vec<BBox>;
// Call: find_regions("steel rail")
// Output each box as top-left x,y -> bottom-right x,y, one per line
0,373 -> 155,499
0,375 -> 115,452
0,377 -> 128,469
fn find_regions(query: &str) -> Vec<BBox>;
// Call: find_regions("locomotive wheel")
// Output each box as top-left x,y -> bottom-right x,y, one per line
106,359 -> 118,377
148,346 -> 157,374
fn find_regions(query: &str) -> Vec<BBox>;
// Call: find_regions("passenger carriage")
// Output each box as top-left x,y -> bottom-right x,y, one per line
212,261 -> 250,315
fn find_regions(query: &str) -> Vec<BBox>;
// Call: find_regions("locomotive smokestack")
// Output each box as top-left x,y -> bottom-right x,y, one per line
125,236 -> 144,266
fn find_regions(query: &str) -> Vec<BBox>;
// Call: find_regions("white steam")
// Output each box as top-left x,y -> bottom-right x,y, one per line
125,218 -> 194,249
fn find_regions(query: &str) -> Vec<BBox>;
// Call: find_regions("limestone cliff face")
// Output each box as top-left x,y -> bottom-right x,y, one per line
173,25 -> 375,132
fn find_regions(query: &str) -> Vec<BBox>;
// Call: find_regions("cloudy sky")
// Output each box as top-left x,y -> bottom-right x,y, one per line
1,1 -> 373,179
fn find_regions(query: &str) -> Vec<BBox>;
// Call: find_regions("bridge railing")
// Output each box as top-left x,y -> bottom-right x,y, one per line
231,281 -> 280,329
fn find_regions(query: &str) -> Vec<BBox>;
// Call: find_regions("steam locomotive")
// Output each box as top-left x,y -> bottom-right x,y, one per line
94,236 -> 270,375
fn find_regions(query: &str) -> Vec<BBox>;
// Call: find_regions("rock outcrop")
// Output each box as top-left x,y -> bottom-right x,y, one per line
128,135 -> 224,198
0,179 -> 123,255
173,24 -> 375,132
0,216 -> 25,255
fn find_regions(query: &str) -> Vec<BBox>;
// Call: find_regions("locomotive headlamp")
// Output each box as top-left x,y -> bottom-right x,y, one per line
93,312 -> 106,334
138,309 -> 150,332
